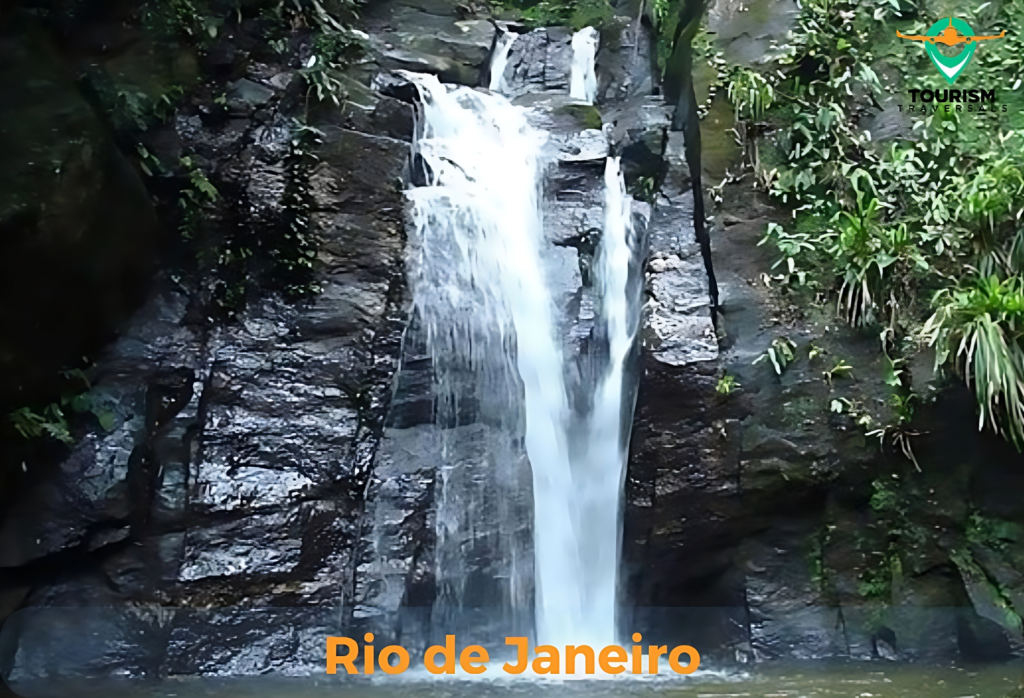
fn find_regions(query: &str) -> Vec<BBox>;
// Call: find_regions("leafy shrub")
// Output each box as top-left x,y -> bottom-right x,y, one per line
922,275 -> 1024,449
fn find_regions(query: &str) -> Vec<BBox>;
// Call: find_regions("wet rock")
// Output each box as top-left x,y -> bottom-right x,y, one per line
393,18 -> 496,67
312,127 -> 409,214
226,78 -> 276,111
1,25 -> 412,676
596,16 -> 655,102
162,607 -> 343,677
501,28 -> 574,99
5,596 -> 168,684
179,510 -> 304,581
952,548 -> 1024,643
342,93 -> 415,141
747,581 -> 847,659
642,191 -> 718,366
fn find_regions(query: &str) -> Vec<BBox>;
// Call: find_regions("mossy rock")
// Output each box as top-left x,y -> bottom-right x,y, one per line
554,103 -> 603,130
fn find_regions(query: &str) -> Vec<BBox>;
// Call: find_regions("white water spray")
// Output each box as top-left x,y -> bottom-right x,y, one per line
572,156 -> 640,645
488,29 -> 518,93
403,73 -> 586,644
404,70 -> 642,650
569,27 -> 599,103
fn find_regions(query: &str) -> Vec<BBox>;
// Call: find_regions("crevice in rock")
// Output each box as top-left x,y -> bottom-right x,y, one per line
0,534 -> 134,594
662,0 -> 719,319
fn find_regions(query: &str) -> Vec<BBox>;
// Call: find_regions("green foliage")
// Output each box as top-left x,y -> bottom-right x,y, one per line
8,370 -> 116,446
314,29 -> 366,65
753,336 -> 797,375
493,0 -> 613,29
293,0 -> 361,30
141,0 -> 204,41
806,525 -> 836,597
272,122 -> 323,297
832,193 -> 928,328
953,153 -> 1024,276
301,27 -> 367,105
630,175 -> 658,204
730,0 -> 1024,450
565,0 -> 614,31
966,511 -> 1021,552
715,373 -> 740,395
922,275 -> 1024,449
858,557 -> 894,600
869,478 -> 901,514
823,358 -> 853,384
10,405 -> 73,444
178,156 -> 219,241
183,157 -> 219,202
85,68 -> 184,135
858,477 -> 915,602
554,104 -> 603,130
727,67 -> 774,122
193,122 -> 322,312
830,397 -> 876,431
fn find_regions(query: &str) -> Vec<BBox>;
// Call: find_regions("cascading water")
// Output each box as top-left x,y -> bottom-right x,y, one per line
403,68 -> 643,650
569,27 -> 599,104
403,73 -> 584,643
568,156 -> 642,646
487,29 -> 518,92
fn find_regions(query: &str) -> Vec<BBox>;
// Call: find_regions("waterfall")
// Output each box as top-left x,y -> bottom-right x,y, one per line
403,73 -> 584,643
403,71 -> 642,650
569,27 -> 599,103
572,157 -> 641,645
488,29 -> 517,93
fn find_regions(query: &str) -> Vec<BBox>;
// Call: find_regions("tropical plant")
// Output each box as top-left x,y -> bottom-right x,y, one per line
10,405 -> 73,444
823,359 -> 853,385
301,26 -> 368,107
716,374 -> 740,395
953,154 -> 1024,276
831,195 -> 928,327
922,275 -> 1024,449
754,337 -> 798,375
866,393 -> 922,470
727,67 -> 774,122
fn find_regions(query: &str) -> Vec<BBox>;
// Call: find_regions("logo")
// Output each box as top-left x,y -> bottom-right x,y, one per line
897,17 -> 1005,84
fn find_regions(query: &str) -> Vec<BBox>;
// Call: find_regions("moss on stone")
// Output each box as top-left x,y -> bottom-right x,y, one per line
555,103 -> 603,130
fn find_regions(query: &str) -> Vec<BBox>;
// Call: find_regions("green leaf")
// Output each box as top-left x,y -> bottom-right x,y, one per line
882,354 -> 903,387
96,410 -> 117,432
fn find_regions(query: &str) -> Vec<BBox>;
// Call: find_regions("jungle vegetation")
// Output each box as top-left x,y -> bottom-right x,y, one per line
713,0 -> 1024,452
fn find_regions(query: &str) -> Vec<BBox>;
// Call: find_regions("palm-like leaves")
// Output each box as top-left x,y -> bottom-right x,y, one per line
923,276 -> 1024,449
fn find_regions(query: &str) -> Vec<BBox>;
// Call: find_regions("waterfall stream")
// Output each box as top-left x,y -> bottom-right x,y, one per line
569,27 -> 599,104
570,157 -> 641,645
404,73 -> 582,642
404,29 -> 640,647
487,29 -> 517,92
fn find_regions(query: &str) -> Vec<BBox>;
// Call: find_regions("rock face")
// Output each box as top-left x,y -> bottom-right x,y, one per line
621,101 -> 1024,667
0,26 -> 157,415
0,5 -> 413,680
499,28 -> 574,99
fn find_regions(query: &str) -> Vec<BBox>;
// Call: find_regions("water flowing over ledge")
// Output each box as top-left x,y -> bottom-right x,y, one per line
570,27 -> 599,104
402,65 -> 647,648
403,72 -> 581,644
488,29 -> 518,92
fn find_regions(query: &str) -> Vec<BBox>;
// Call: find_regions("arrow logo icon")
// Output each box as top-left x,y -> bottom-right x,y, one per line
897,17 -> 1005,84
